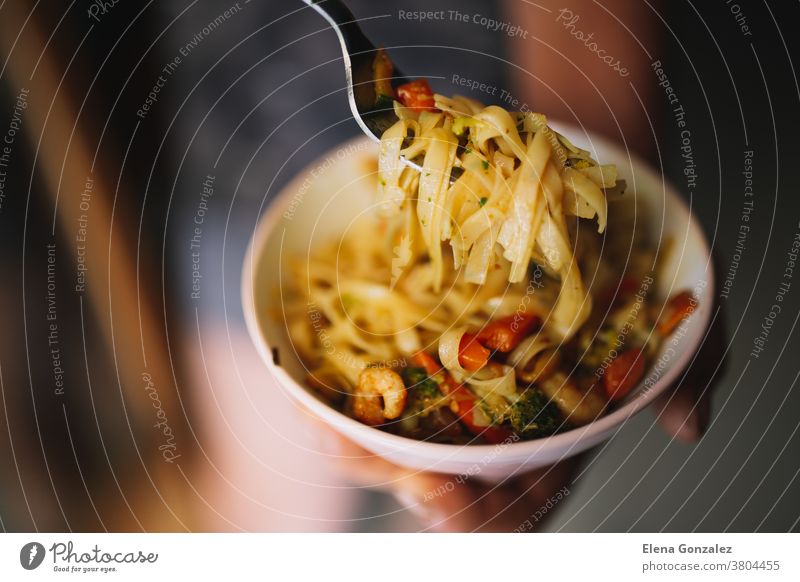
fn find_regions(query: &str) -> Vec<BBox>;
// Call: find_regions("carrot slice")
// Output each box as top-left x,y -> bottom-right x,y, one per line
410,355 -> 512,443
458,333 -> 490,372
411,351 -> 441,376
602,348 -> 646,401
441,378 -> 513,443
476,314 -> 540,352
396,79 -> 437,111
658,290 -> 695,335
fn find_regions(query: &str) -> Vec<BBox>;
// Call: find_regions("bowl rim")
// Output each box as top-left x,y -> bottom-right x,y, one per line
242,131 -> 715,461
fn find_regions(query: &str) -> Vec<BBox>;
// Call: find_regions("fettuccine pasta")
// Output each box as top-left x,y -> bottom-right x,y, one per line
281,64 -> 694,444
379,94 -> 615,340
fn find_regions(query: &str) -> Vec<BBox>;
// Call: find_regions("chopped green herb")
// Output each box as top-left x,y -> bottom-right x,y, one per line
481,160 -> 489,171
401,367 -> 441,398
479,197 -> 488,207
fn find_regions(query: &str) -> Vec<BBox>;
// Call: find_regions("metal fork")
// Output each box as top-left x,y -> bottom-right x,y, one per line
302,0 -> 435,174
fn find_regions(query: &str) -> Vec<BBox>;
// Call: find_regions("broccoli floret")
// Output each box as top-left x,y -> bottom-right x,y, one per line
401,367 -> 441,397
509,389 -> 562,438
401,367 -> 443,415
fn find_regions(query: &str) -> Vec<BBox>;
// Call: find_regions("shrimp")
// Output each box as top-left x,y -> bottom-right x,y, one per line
539,372 -> 606,425
352,367 -> 408,426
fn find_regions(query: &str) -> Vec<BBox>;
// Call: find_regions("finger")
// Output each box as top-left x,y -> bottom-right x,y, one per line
392,457 -> 580,532
653,386 -> 700,442
477,457 -> 580,531
653,381 -> 710,442
304,424 -> 491,530
303,414 -> 411,488
653,324 -> 717,442
297,402 -> 579,531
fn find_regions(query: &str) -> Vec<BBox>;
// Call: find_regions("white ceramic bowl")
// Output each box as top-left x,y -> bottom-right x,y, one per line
243,129 -> 713,482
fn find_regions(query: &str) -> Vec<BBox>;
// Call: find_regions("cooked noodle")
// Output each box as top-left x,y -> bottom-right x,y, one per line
282,80 -> 692,444
379,95 -> 618,339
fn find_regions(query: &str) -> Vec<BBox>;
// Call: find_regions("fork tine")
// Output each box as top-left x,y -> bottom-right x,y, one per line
302,0 -> 406,138
303,0 -> 450,180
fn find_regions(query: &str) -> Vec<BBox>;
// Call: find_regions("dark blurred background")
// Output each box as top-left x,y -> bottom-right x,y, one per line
0,0 -> 798,531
